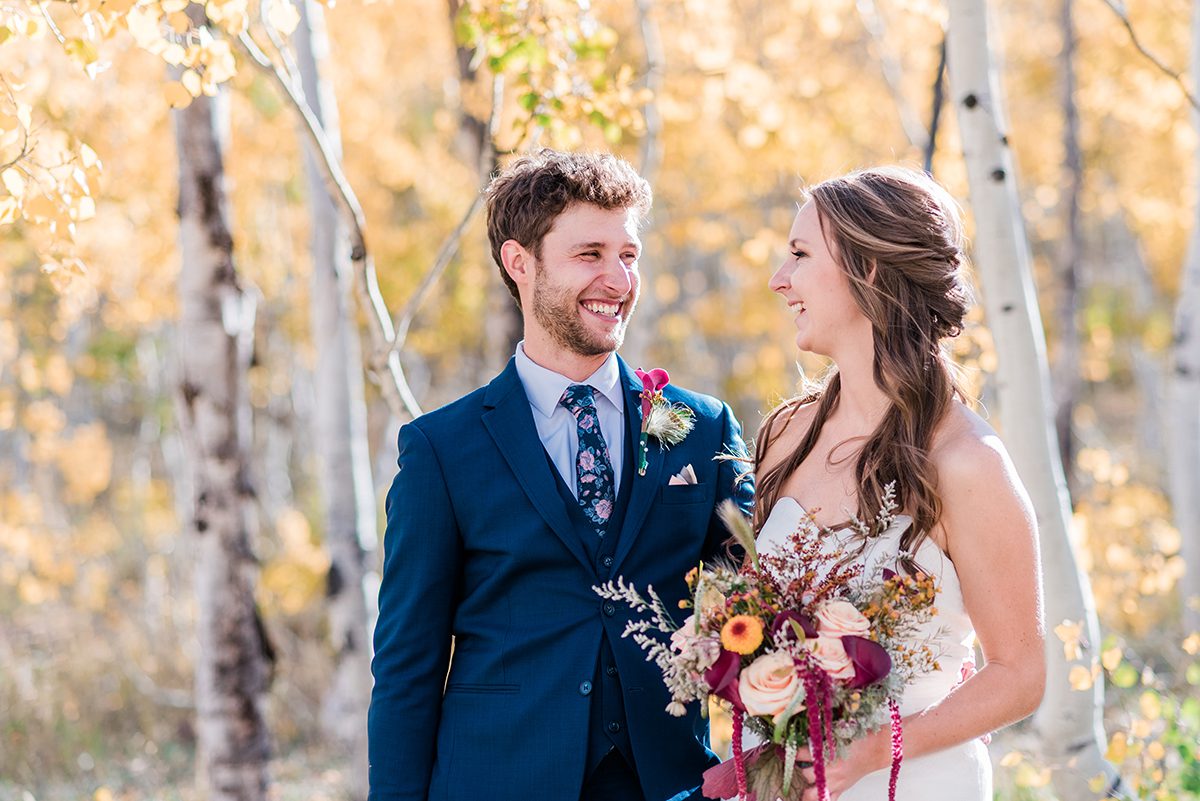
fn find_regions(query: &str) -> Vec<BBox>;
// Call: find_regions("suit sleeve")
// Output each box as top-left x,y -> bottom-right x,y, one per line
368,422 -> 460,801
705,402 -> 755,560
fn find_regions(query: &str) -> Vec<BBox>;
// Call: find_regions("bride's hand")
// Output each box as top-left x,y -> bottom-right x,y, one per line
795,732 -> 886,801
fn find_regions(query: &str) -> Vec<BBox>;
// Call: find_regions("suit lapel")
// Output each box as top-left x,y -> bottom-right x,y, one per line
482,360 -> 592,572
611,358 -> 664,574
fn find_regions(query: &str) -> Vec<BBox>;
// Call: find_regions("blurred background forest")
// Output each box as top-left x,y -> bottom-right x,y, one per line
1,0 -> 1199,799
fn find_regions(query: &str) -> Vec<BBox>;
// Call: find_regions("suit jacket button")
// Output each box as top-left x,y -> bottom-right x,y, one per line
607,721 -> 621,734
579,681 -> 593,696
601,555 -> 614,568
603,602 -> 616,617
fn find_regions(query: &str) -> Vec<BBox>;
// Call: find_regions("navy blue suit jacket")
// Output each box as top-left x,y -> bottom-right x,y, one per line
368,356 -> 754,801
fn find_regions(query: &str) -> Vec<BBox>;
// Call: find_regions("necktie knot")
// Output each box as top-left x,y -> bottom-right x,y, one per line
560,384 -> 597,417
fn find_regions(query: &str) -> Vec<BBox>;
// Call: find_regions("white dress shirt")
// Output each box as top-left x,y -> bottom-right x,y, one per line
513,342 -> 625,498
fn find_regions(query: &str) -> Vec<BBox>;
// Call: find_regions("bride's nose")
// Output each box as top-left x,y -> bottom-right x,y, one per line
769,261 -> 792,293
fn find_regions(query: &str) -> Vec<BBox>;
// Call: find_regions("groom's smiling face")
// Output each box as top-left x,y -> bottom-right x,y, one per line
527,202 -> 642,358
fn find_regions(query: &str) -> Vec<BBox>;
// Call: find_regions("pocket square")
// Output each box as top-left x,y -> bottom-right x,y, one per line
668,464 -> 698,485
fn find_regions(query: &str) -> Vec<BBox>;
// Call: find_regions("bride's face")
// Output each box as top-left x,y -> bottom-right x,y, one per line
768,201 -> 868,357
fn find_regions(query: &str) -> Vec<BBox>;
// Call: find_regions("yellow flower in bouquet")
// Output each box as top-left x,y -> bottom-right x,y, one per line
721,614 -> 764,654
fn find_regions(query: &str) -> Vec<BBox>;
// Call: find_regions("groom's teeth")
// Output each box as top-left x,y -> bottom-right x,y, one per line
583,301 -> 620,317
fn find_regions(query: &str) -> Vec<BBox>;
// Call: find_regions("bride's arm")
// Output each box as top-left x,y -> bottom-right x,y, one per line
800,422 -> 1046,799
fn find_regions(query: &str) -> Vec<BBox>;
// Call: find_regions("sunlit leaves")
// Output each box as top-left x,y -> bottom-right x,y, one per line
454,0 -> 648,148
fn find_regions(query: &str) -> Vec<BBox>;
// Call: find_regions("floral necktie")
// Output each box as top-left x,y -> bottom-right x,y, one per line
560,384 -> 615,531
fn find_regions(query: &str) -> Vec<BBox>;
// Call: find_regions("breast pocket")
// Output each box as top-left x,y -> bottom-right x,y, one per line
659,483 -> 708,505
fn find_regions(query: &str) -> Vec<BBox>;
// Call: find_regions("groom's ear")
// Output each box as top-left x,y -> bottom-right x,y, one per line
500,239 -> 533,289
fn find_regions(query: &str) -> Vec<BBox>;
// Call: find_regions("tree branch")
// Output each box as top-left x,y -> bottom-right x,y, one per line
237,31 -> 423,420
389,190 -> 485,356
856,0 -> 929,152
1096,0 -> 1200,113
924,33 -> 948,174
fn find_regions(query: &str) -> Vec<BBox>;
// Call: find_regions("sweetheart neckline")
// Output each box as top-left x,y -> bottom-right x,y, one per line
772,495 -> 914,527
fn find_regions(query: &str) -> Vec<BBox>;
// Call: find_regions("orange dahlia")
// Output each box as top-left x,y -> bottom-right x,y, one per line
720,614 -> 764,654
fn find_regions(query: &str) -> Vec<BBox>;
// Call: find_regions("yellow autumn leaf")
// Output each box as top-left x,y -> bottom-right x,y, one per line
124,5 -> 161,48
999,751 -> 1023,768
162,43 -> 188,66
1184,633 -> 1200,655
169,10 -> 192,33
181,69 -> 203,97
1146,741 -> 1165,761
0,196 -> 18,225
22,400 -> 67,437
1088,774 -> 1109,794
74,195 -> 96,222
1106,732 -> 1128,763
165,82 -> 193,109
44,354 -> 73,396
1139,691 -> 1162,720
23,14 -> 47,39
161,0 -> 189,12
1068,663 -> 1096,691
1013,763 -> 1051,789
1102,645 -> 1123,671
267,0 -> 300,34
57,423 -> 113,503
1055,619 -> 1085,661
1,167 -> 26,198
65,38 -> 100,68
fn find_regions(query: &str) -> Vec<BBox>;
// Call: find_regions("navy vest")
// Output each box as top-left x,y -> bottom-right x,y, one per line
543,401 -> 637,777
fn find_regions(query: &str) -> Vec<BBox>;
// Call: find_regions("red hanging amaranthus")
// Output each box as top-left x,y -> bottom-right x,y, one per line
731,708 -> 748,801
887,698 -> 904,801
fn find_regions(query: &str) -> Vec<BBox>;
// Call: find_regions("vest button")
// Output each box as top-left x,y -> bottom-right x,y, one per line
607,721 -> 622,734
601,555 -> 614,568
602,602 -> 616,617
579,681 -> 593,696
605,664 -> 618,677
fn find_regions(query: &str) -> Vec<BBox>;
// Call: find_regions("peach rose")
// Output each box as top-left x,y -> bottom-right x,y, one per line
815,600 -> 870,638
807,636 -> 857,682
738,651 -> 803,721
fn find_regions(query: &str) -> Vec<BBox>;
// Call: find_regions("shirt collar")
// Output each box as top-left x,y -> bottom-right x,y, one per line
514,342 -> 624,420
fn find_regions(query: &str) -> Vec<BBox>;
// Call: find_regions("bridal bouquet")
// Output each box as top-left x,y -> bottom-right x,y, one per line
594,488 -> 941,801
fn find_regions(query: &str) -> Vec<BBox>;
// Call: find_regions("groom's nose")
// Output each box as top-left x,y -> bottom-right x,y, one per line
599,255 -> 636,296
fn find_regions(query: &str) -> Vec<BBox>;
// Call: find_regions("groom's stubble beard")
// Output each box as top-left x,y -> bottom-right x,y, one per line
531,257 -> 638,357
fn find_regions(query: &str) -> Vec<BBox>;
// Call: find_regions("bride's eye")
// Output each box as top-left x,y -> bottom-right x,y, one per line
791,250 -> 807,259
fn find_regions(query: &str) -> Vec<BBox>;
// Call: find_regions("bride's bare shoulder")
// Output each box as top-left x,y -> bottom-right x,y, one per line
755,398 -> 820,473
930,402 -> 1031,518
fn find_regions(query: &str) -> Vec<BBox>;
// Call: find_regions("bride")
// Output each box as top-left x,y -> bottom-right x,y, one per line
751,166 -> 1046,800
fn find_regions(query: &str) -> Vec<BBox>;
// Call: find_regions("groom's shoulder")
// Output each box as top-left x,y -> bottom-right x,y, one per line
406,385 -> 490,440
663,382 -> 729,423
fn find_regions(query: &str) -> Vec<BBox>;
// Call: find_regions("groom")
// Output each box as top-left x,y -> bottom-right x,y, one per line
367,149 -> 754,801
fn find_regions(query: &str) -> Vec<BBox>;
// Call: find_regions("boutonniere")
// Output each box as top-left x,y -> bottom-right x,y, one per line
635,367 -> 695,476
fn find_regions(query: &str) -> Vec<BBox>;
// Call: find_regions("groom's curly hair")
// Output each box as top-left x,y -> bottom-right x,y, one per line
485,149 -> 652,303
754,167 -> 972,574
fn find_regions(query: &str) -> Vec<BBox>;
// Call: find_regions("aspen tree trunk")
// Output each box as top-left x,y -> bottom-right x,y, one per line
1056,0 -> 1083,501
1169,0 -> 1200,635
294,1 -> 376,792
173,44 -> 272,801
945,1 -> 1124,798
446,0 -> 518,377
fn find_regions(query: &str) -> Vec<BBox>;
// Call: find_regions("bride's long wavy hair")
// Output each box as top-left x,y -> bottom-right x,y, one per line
753,167 -> 971,570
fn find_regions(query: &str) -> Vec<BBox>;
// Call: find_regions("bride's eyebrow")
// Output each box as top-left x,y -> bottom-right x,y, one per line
789,238 -> 810,248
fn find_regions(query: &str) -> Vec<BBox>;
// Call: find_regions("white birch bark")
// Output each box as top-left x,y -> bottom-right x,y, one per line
294,1 -> 375,792
1169,0 -> 1200,635
1056,0 -> 1083,500
173,50 -> 272,801
945,1 -> 1125,797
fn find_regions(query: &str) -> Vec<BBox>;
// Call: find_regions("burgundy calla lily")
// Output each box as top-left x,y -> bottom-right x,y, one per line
703,649 -> 744,711
770,610 -> 817,642
701,743 -> 770,800
841,635 -> 893,689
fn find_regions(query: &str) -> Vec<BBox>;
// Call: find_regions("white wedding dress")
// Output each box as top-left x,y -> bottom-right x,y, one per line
750,497 -> 991,801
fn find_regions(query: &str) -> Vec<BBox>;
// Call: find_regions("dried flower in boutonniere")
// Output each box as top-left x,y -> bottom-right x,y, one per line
635,367 -> 695,476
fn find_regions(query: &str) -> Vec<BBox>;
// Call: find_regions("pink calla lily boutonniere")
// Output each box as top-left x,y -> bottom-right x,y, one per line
634,367 -> 695,476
